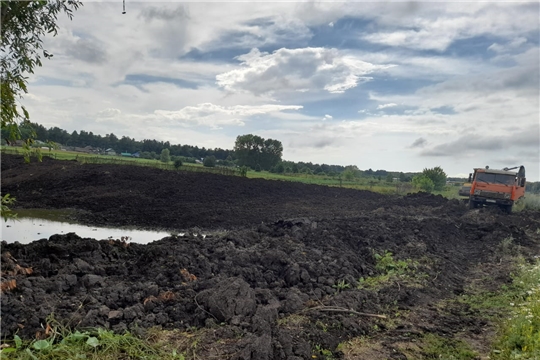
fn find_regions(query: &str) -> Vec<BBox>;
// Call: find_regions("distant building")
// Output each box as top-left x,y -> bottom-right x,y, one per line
105,148 -> 116,156
132,152 -> 140,158
120,152 -> 132,157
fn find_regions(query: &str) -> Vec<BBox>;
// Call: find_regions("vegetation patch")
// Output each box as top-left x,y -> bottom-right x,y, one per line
492,260 -> 540,359
357,251 -> 427,290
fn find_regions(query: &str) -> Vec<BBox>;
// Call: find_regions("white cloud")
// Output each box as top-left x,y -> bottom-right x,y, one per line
216,47 -> 393,96
97,108 -> 121,119
377,103 -> 397,109
323,114 -> 333,121
153,103 -> 302,128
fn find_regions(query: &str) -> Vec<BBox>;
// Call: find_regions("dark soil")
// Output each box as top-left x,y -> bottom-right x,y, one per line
2,154 -> 540,359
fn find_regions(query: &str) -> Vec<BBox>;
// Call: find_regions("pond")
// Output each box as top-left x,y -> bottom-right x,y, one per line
1,209 -> 172,244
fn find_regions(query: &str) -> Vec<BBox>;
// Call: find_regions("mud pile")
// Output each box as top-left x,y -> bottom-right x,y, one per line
2,154 -> 540,359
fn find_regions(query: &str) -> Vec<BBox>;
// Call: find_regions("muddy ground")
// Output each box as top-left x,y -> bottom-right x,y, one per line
2,154 -> 540,359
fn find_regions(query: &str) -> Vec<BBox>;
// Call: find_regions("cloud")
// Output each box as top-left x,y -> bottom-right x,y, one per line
362,3 -> 539,52
139,5 -> 189,22
487,37 -> 528,53
377,103 -> 397,110
409,137 -> 427,148
420,127 -> 539,157
216,47 -> 393,96
153,103 -> 303,128
97,108 -> 121,119
70,38 -> 107,64
323,114 -> 333,121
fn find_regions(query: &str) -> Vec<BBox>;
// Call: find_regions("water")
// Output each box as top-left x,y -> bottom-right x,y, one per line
1,209 -> 172,244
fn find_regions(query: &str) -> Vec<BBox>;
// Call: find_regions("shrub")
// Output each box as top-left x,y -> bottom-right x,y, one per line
203,156 -> 216,167
422,166 -> 447,191
160,149 -> 170,163
173,159 -> 183,169
412,174 -> 435,192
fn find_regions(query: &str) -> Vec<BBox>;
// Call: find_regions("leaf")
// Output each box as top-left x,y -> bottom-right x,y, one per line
32,340 -> 51,351
14,335 -> 22,349
1,348 -> 17,353
26,348 -> 39,360
86,337 -> 100,348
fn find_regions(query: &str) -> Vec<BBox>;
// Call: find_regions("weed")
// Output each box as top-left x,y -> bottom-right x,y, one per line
332,279 -> 351,292
314,344 -> 334,359
492,261 -> 540,359
357,251 -> 424,290
0,317 -> 182,359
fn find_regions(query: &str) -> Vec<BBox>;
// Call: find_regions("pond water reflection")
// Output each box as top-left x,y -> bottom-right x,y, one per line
1,209 -> 171,244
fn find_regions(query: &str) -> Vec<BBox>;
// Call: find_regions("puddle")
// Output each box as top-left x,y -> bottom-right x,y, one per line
1,209 -> 172,244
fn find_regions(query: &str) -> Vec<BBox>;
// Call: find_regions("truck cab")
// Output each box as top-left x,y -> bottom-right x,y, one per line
468,166 -> 526,213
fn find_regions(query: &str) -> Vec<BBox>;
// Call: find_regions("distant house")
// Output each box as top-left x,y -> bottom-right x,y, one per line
105,148 -> 116,156
132,152 -> 140,158
120,152 -> 132,157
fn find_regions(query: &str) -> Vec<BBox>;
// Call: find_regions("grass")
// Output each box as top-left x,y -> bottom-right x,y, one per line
0,327 -> 182,360
491,260 -> 540,359
515,193 -> 540,212
357,251 -> 427,290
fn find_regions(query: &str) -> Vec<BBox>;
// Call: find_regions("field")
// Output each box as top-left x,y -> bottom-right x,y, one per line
1,153 -> 540,359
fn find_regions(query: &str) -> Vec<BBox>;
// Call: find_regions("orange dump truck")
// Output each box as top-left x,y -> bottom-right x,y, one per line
466,166 -> 526,213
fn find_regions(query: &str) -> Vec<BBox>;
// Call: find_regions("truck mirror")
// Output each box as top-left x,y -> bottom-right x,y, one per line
468,173 -> 472,183
520,178 -> 526,187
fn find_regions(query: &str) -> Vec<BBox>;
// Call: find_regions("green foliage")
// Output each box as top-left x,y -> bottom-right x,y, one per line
1,193 -> 17,221
422,166 -> 447,191
385,174 -> 393,183
332,280 -> 351,293
255,163 -> 261,172
358,251 -> 422,289
292,164 -> 299,173
203,155 -> 216,167
275,163 -> 284,174
412,174 -> 435,192
160,148 -> 170,163
233,134 -> 283,170
173,158 -> 183,169
420,333 -> 478,359
343,168 -> 356,181
0,324 -> 183,360
1,0 -> 82,140
239,166 -> 248,177
493,261 -> 540,359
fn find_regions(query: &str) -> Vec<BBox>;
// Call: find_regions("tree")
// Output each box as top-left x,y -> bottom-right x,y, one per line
1,0 -> 82,141
203,155 -> 216,167
412,175 -> 435,193
160,148 -> 170,163
255,164 -> 261,172
234,134 -> 283,171
386,174 -> 393,183
343,168 -> 355,181
422,166 -> 447,191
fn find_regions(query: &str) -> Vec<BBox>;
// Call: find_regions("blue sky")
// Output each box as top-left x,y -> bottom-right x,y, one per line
23,1 -> 539,179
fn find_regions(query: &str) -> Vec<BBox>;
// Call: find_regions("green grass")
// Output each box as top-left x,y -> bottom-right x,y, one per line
357,251 -> 427,290
0,326 -> 183,360
515,193 -> 540,212
491,260 -> 540,359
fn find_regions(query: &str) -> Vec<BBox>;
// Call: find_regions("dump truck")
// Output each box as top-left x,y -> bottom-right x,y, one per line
463,165 -> 526,213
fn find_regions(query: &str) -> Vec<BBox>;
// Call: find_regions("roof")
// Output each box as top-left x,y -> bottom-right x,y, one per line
120,152 -> 132,156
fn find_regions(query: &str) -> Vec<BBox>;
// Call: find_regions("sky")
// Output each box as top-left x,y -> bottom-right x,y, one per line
23,1 -> 540,179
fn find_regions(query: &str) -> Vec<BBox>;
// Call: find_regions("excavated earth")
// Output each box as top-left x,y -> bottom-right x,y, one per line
2,154 -> 540,359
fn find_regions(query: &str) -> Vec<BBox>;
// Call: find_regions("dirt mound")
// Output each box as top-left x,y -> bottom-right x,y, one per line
2,154 -> 540,359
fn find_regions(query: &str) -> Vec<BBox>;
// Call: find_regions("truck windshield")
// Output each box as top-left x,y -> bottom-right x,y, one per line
476,173 -> 515,185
